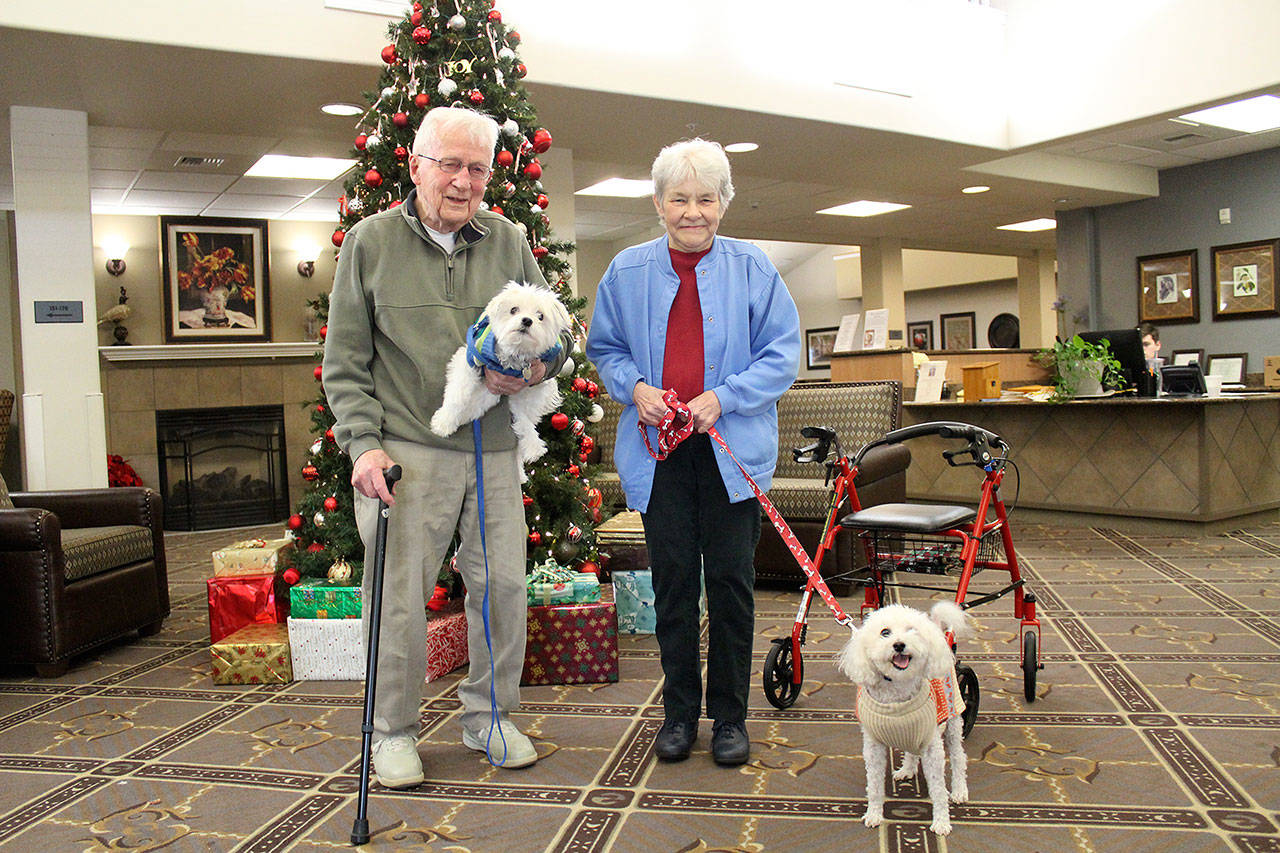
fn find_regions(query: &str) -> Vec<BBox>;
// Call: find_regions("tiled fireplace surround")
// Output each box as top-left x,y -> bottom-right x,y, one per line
101,349 -> 319,515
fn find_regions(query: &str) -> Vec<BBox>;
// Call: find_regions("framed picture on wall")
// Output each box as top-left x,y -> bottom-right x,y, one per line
161,215 -> 271,344
1210,239 -> 1279,320
1136,249 -> 1199,324
939,312 -> 976,350
907,320 -> 934,350
805,326 -> 839,370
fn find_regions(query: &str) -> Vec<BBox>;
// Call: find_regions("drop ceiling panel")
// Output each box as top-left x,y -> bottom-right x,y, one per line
204,194 -> 300,214
160,131 -> 279,156
134,171 -> 238,192
89,126 -> 164,150
89,147 -> 150,170
90,169 -> 139,189
123,189 -> 219,208
225,176 -> 333,197
281,197 -> 341,221
90,188 -> 126,205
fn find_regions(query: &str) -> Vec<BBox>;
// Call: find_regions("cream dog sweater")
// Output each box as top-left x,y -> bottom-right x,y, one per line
856,674 -> 965,755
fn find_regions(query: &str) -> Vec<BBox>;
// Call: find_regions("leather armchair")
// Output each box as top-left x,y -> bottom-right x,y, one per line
1,485 -> 168,676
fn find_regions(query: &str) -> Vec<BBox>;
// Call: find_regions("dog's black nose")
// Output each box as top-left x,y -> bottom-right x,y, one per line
893,641 -> 905,653
521,316 -> 533,328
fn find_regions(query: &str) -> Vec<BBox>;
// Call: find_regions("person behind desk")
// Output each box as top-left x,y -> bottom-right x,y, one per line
1139,322 -> 1162,395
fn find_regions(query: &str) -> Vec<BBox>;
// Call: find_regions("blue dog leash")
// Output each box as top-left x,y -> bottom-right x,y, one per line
472,419 -> 511,767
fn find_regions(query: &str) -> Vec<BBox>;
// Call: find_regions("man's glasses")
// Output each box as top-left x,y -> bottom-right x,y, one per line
417,154 -> 492,181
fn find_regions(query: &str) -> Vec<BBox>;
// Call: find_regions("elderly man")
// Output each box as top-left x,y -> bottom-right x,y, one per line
323,106 -> 569,786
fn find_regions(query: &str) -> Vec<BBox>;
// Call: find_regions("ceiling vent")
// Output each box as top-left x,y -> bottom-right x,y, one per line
173,155 -> 226,168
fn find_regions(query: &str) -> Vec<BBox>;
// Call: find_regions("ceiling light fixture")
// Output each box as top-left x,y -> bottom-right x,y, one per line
961,185 -> 990,194
574,178 -> 655,198
997,218 -> 1057,232
321,102 -> 364,116
724,142 -> 759,153
244,154 -> 358,180
817,200 -> 911,217
1178,94 -> 1280,133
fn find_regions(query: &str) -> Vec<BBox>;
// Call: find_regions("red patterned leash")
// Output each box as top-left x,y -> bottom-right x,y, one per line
639,390 -> 853,624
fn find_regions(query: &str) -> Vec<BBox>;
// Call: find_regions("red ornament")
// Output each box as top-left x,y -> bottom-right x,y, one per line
515,63 -> 527,78
507,31 -> 521,46
522,494 -> 533,507
523,160 -> 542,180
323,496 -> 338,511
319,324 -> 328,339
571,419 -> 585,435
414,92 -> 430,109
567,464 -> 580,477
495,149 -> 514,168
490,205 -> 504,217
325,428 -> 335,441
591,507 -> 602,522
331,228 -> 345,248
572,377 -> 588,392
315,404 -> 326,414
578,450 -> 589,461
288,513 -> 304,530
395,145 -> 409,161
468,89 -> 484,105
380,44 -> 398,64
586,380 -> 599,398
313,365 -> 323,380
532,128 -> 552,153
586,487 -> 602,508
412,25 -> 431,43
355,133 -> 368,150
581,435 -> 595,453
393,111 -> 409,128
302,464 -> 319,481
487,9 -> 502,22
410,9 -> 423,26
532,246 -> 548,259
282,567 -> 301,585
365,168 -> 383,188
389,200 -> 402,208
578,560 -> 598,576
528,530 -> 542,546
307,541 -> 325,553
536,193 -> 549,209
551,412 -> 569,430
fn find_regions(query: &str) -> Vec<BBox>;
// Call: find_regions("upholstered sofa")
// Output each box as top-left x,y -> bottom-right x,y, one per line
0,479 -> 169,676
590,380 -> 910,595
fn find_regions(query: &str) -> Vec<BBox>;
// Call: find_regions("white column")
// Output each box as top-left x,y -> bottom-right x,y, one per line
1017,250 -> 1058,348
10,106 -> 107,489
860,237 -> 906,343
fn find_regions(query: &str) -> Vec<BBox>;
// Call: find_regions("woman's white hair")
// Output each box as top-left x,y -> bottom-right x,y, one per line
413,106 -> 499,157
651,138 -> 735,209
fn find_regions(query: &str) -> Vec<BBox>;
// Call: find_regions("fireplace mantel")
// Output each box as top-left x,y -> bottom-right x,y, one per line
100,343 -> 318,362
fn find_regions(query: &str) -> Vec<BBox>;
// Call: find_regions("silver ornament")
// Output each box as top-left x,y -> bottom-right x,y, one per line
588,403 -> 604,423
313,511 -> 326,527
530,204 -> 542,214
559,356 -> 576,376
381,85 -> 397,98
438,77 -> 458,97
498,47 -> 515,62
502,119 -> 520,137
310,438 -> 324,455
365,134 -> 381,148
448,13 -> 466,30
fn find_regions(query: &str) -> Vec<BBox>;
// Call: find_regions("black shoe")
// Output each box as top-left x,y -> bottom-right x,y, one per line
711,720 -> 750,766
654,719 -> 697,761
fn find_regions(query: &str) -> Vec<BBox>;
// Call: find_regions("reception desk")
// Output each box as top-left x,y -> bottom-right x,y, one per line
830,347 -> 1050,390
901,394 -> 1280,528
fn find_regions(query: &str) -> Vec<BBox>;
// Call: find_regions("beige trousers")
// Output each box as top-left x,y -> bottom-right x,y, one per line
355,436 -> 528,741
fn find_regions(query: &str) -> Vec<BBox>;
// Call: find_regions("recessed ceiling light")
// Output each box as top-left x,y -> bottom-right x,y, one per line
725,142 -> 758,153
244,154 -> 358,180
1178,94 -> 1280,133
961,185 -> 990,194
321,102 -> 364,116
817,200 -> 911,217
575,178 -> 655,198
997,217 -> 1057,232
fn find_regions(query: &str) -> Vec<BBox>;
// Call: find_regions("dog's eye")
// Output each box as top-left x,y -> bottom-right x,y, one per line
536,312 -> 544,321
880,628 -> 891,638
509,306 -> 519,315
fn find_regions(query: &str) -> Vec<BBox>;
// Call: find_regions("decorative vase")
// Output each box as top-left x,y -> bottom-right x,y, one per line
1062,359 -> 1104,396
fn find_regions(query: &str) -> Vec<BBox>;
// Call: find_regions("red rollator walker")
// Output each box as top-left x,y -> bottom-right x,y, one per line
762,421 -> 1042,738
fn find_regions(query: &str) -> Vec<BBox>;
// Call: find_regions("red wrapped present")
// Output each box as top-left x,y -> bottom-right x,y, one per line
521,592 -> 619,686
207,573 -> 288,643
426,606 -> 468,683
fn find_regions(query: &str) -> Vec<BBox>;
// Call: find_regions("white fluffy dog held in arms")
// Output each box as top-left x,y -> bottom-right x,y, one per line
836,601 -> 971,836
430,281 -> 571,468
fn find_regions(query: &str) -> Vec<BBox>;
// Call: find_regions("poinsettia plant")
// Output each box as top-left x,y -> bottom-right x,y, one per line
107,454 -> 143,487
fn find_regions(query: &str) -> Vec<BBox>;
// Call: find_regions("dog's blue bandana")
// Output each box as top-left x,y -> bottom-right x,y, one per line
465,313 -> 562,378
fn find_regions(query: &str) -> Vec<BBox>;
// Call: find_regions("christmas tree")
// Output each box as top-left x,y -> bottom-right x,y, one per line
286,0 -> 609,585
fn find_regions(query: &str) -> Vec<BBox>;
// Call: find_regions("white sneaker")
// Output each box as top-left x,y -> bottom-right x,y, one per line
462,720 -> 538,768
371,735 -> 424,788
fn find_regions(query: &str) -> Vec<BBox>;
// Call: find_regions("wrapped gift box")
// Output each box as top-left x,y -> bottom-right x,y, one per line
613,569 -> 704,635
288,617 -> 364,681
211,622 -> 292,685
426,607 -> 469,683
595,510 -> 647,578
528,573 -> 601,606
522,593 -> 619,686
290,578 -> 362,619
207,574 -> 288,643
212,538 -> 294,577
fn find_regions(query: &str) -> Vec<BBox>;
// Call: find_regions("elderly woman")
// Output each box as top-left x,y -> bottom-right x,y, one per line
586,139 -> 800,766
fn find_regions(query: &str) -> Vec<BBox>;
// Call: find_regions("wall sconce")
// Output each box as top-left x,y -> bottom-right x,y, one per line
296,242 -> 322,278
102,236 -> 129,277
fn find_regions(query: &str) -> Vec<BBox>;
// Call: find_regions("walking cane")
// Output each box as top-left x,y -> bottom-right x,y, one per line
351,464 -> 402,847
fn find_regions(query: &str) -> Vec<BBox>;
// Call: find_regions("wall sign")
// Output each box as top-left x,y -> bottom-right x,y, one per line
34,301 -> 84,323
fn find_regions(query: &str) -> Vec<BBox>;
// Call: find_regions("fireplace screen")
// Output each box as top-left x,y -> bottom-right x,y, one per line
156,405 -> 290,531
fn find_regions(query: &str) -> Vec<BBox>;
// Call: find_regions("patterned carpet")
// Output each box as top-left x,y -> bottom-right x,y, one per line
1,519 -> 1278,852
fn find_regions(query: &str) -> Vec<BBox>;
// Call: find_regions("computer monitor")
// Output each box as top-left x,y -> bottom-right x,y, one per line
1162,362 -> 1207,396
1077,327 -> 1150,394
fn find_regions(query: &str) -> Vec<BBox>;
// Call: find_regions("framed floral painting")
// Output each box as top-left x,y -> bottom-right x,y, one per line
161,216 -> 271,343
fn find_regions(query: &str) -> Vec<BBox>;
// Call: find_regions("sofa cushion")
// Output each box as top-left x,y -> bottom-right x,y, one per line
0,474 -> 11,510
61,525 -> 154,582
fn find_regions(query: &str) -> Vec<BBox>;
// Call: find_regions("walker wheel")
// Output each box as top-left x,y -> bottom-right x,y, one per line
1022,631 -> 1038,702
956,664 -> 979,739
763,638 -> 802,709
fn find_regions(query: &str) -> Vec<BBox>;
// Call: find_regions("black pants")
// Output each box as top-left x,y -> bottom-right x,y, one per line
641,433 -> 761,724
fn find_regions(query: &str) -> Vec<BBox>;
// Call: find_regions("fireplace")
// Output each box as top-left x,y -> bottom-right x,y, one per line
156,405 -> 290,531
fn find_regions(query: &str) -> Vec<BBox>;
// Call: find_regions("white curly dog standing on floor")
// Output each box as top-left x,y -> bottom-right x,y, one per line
430,281 -> 571,473
837,601 -> 971,836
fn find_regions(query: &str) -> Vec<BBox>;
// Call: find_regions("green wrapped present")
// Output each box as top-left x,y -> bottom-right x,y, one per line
289,577 -> 361,619
527,560 -> 601,605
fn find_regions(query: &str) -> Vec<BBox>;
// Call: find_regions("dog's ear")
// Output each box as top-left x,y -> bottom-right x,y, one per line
548,293 -> 571,332
836,627 -> 876,686
920,618 -> 956,680
930,600 -> 971,642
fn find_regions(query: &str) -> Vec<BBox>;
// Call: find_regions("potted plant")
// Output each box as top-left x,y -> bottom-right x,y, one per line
1034,334 -> 1124,401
